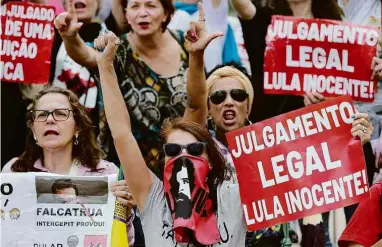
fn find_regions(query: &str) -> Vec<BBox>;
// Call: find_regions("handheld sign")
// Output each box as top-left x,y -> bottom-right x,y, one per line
263,16 -> 379,102
0,2 -> 55,84
226,96 -> 369,231
1,173 -> 118,247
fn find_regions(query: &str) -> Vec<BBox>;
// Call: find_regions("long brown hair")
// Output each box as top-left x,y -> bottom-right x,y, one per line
11,87 -> 104,172
267,0 -> 344,20
159,118 -> 231,195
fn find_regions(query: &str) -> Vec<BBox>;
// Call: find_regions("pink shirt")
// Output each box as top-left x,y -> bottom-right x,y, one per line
45,0 -> 65,15
2,158 -> 135,246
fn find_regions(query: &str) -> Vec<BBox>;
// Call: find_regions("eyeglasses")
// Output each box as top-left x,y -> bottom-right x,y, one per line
30,109 -> 73,122
163,142 -> 207,157
209,89 -> 248,105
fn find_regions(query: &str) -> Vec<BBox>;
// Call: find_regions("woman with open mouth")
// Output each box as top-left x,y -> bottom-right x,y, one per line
1,87 -> 135,246
93,11 -> 248,244
51,0 -> 107,126
54,0 -> 189,177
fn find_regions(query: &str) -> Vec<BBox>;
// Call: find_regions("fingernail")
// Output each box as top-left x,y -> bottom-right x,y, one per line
351,115 -> 355,119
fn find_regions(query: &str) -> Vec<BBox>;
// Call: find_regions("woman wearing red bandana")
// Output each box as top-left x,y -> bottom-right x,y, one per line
93,3 -> 246,246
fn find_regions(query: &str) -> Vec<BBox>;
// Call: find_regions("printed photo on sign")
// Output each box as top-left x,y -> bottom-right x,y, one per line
35,176 -> 109,204
1,173 -> 117,247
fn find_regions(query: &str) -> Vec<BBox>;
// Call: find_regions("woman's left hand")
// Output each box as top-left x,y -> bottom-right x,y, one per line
94,31 -> 120,66
111,180 -> 136,211
351,112 -> 374,145
371,56 -> 382,81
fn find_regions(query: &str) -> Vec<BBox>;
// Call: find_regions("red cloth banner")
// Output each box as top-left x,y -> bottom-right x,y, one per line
1,2 -> 55,84
226,96 -> 370,231
263,16 -> 379,102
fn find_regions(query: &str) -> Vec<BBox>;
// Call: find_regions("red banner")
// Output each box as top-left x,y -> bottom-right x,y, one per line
1,2 -> 55,84
226,96 -> 370,231
263,16 -> 379,102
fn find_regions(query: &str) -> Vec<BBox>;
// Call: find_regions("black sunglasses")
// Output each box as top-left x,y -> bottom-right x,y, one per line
209,89 -> 248,105
163,142 -> 207,157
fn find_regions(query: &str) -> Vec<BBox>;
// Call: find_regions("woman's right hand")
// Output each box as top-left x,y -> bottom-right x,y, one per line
54,0 -> 83,38
372,56 -> 382,81
185,2 -> 223,54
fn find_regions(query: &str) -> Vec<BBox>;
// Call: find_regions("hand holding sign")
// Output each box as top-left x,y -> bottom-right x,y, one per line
111,180 -> 136,212
372,57 -> 382,81
184,2 -> 223,54
54,0 -> 83,38
303,92 -> 325,106
351,112 -> 373,145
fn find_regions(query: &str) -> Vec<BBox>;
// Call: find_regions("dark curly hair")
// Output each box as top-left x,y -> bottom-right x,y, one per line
158,118 -> 232,246
158,118 -> 231,189
51,178 -> 79,196
10,87 -> 105,172
122,0 -> 175,32
267,0 -> 344,20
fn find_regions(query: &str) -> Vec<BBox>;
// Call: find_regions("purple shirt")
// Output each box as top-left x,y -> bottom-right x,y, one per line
2,158 -> 135,246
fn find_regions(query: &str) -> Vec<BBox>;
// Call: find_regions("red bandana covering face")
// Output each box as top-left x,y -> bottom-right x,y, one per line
163,154 -> 220,245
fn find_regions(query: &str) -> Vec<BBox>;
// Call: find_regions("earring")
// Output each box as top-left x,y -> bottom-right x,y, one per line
34,136 -> 39,146
246,118 -> 253,126
207,116 -> 217,133
74,133 -> 79,145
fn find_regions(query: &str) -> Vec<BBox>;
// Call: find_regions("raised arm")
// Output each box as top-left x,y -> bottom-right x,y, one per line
183,3 -> 223,126
229,0 -> 257,20
110,0 -> 129,36
53,0 -> 98,68
94,32 -> 152,211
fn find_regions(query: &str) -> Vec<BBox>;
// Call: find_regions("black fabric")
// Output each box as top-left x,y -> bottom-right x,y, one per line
300,223 -> 325,247
1,83 -> 29,167
246,232 -> 283,247
240,7 -> 305,123
133,207 -> 146,247
339,142 -> 376,223
363,142 -> 377,187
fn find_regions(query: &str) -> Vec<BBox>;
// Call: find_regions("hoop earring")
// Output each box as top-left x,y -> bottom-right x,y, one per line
74,133 -> 79,145
246,118 -> 253,126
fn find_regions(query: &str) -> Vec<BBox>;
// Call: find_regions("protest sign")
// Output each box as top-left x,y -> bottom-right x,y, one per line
0,173 -> 119,247
0,2 -> 55,84
225,96 -> 370,231
263,16 -> 379,102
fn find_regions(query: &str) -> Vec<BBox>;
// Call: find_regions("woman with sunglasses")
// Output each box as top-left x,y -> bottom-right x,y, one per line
1,87 -> 135,246
93,8 -> 249,245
